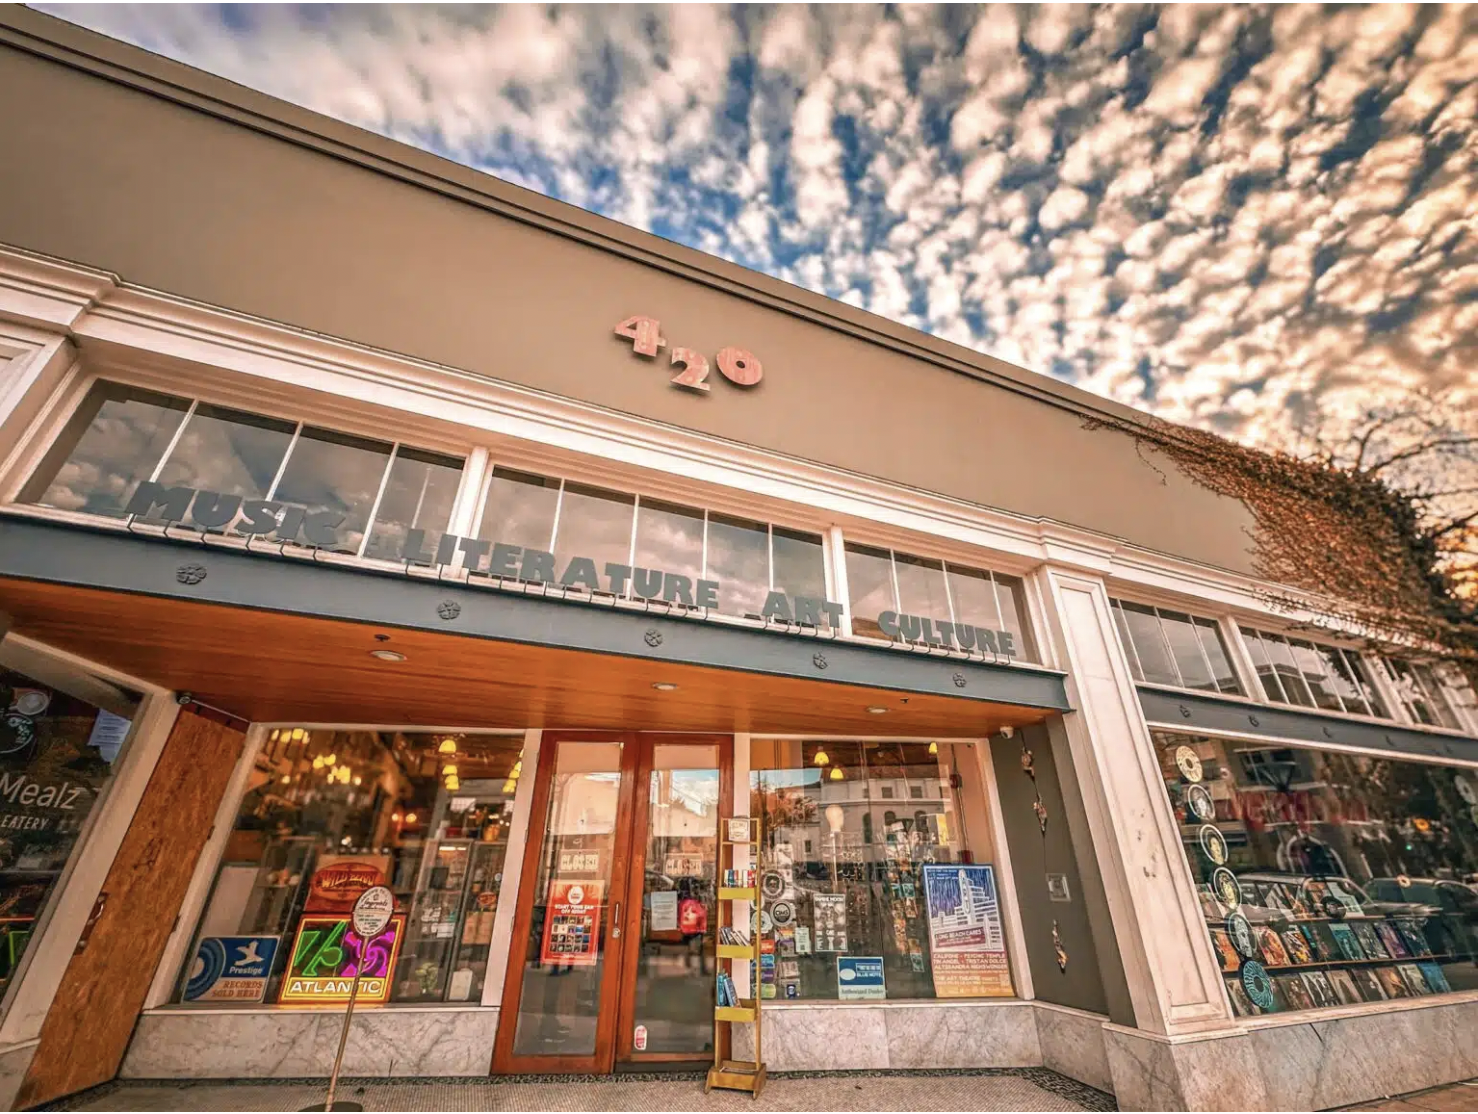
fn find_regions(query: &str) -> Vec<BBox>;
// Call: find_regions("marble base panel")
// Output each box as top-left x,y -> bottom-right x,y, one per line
0,1040 -> 36,1110
1034,1003 -> 1112,1095
732,1001 -> 1040,1072
121,1008 -> 498,1079
1244,996 -> 1478,1111
1104,1024 -> 1270,1112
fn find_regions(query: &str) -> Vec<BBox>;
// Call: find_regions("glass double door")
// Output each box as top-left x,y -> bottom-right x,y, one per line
494,732 -> 731,1073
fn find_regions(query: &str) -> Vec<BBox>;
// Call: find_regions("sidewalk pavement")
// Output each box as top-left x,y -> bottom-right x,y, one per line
37,1070 -> 1478,1111
41,1068 -> 1114,1112
1343,1080 -> 1478,1112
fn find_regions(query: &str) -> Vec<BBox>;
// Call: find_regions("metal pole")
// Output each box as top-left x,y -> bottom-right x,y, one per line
323,964 -> 363,1112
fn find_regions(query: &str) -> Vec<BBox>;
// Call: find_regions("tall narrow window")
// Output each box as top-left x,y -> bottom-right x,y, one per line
553,483 -> 636,585
154,404 -> 297,505
271,427 -> 395,553
476,468 -> 560,551
771,527 -> 827,604
362,448 -> 464,562
704,514 -> 770,618
844,544 -> 896,639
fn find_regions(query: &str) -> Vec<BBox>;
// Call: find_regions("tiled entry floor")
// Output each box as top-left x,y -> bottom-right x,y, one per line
42,1069 -> 1115,1112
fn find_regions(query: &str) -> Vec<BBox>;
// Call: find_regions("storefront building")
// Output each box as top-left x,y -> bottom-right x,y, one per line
1,9 -> 1476,1111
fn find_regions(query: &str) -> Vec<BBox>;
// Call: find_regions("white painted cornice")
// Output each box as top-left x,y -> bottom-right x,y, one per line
0,246 -> 117,330
0,243 -> 1366,636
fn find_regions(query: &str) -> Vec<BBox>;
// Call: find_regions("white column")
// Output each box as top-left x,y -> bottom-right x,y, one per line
448,446 -> 490,538
482,728 -> 541,1006
1033,565 -> 1231,1036
826,526 -> 853,637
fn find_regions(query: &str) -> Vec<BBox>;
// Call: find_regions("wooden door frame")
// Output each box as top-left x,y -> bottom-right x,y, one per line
611,734 -> 733,1068
491,730 -> 641,1075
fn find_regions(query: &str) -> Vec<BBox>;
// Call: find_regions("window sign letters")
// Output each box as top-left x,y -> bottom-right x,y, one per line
614,316 -> 763,393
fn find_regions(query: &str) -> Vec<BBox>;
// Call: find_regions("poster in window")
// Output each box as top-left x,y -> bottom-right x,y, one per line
303,853 -> 392,914
183,935 -> 279,1003
278,914 -> 405,1004
921,864 -> 1013,998
540,880 -> 603,966
812,893 -> 848,952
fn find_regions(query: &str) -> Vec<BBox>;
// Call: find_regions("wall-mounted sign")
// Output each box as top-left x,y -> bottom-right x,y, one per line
540,880 -> 603,966
121,484 -> 1021,663
836,955 -> 885,1000
279,914 -> 405,1004
922,864 -> 1012,998
614,316 -> 763,394
183,935 -> 279,1003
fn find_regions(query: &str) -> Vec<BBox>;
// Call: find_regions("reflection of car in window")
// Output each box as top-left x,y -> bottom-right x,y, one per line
1369,877 -> 1478,958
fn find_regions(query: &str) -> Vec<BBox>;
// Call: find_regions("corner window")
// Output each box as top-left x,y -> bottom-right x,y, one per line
1382,659 -> 1469,731
1110,600 -> 1241,695
1152,729 -> 1478,1018
1241,628 -> 1387,718
178,730 -> 521,1006
845,545 -> 1037,662
0,645 -> 141,1018
18,380 -> 465,559
749,740 -> 1013,1002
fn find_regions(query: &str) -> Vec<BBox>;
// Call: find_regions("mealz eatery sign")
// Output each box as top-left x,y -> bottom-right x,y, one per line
122,481 -> 1020,660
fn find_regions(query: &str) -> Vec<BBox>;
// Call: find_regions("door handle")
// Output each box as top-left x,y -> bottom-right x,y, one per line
612,901 -> 622,939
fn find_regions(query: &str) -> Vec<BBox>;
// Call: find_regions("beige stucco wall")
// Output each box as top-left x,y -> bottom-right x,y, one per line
0,12 -> 1259,576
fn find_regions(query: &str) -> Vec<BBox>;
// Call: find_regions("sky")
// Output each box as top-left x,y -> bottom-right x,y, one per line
35,3 -> 1478,454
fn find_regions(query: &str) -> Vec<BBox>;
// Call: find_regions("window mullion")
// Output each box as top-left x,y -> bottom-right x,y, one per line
1151,607 -> 1187,688
1114,600 -> 1148,681
143,398 -> 198,486
547,479 -> 566,553
263,422 -> 304,501
356,443 -> 400,559
1250,630 -> 1290,703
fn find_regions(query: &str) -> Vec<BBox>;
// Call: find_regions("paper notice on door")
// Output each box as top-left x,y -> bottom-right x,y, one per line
650,891 -> 679,932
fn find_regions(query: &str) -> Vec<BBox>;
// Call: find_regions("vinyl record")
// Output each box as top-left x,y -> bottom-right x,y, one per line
1174,746 -> 1203,783
770,901 -> 795,926
760,872 -> 786,899
1240,960 -> 1275,1012
1185,783 -> 1215,822
184,938 -> 228,1001
1211,867 -> 1240,912
1198,825 -> 1229,866
1226,912 -> 1257,959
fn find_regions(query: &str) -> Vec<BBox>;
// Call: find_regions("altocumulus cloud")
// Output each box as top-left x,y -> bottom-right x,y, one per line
35,3 -> 1478,447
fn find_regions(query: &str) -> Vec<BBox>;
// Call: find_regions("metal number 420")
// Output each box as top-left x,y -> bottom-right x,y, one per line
614,316 -> 763,393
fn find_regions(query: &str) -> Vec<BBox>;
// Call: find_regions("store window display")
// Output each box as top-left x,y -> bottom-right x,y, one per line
748,740 -> 1012,1002
0,651 -> 139,1017
179,729 -> 522,1007
1152,730 -> 1478,1018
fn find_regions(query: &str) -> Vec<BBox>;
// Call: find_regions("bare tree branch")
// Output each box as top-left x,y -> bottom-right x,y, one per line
1365,436 -> 1478,476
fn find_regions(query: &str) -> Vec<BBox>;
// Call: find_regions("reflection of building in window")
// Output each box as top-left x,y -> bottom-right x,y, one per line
1108,599 -> 1241,694
748,739 -> 980,1002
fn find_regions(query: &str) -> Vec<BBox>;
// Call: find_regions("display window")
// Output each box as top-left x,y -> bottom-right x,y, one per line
1380,658 -> 1477,732
473,467 -> 828,621
748,740 -> 1012,1003
178,729 -> 522,1007
1151,729 -> 1478,1019
0,646 -> 140,1018
16,379 -> 465,560
843,544 -> 1036,662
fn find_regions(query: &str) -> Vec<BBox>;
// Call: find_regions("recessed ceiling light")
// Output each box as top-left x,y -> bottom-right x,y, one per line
651,682 -> 679,692
369,649 -> 407,662
866,706 -> 888,714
